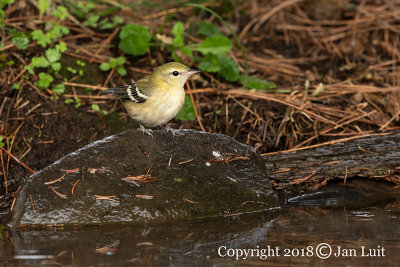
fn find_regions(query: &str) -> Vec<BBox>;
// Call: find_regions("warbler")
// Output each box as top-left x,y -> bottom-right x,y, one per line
104,62 -> 199,135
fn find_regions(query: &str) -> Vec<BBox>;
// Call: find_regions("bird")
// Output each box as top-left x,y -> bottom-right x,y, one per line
103,62 -> 199,135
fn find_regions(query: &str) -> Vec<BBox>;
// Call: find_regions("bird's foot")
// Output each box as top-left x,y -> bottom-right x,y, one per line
138,123 -> 153,136
162,124 -> 178,137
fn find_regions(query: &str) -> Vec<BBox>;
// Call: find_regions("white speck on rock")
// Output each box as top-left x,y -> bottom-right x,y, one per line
212,151 -> 221,158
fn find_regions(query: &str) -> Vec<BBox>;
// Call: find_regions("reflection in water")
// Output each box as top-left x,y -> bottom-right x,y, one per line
1,181 -> 399,266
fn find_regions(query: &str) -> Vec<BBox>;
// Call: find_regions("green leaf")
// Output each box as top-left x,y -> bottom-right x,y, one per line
83,14 -> 99,27
12,83 -> 20,90
52,83 -> 65,95
53,6 -> 69,20
36,72 -> 53,89
31,57 -> 49,68
32,30 -> 51,47
113,16 -> 124,24
196,22 -> 222,37
24,65 -> 34,74
119,24 -> 151,55
38,0 -> 49,15
108,58 -> 117,68
76,59 -> 86,67
67,66 -> 77,74
100,62 -> 111,71
172,22 -> 184,47
45,48 -> 61,63
116,66 -> 126,76
198,54 -> 220,72
116,56 -> 126,66
218,54 -> 240,82
91,104 -> 100,111
175,95 -> 196,121
55,41 -> 67,52
51,62 -> 61,72
194,35 -> 232,55
49,25 -> 69,39
240,75 -> 276,89
12,32 -> 30,50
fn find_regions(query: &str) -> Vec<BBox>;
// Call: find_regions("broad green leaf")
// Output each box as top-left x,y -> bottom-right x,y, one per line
172,22 -> 184,47
0,0 -> 15,9
49,25 -> 69,39
218,54 -> 240,82
240,75 -> 276,89
45,48 -> 61,63
24,65 -> 34,74
37,72 -> 53,89
198,54 -> 220,72
116,66 -> 127,76
12,32 -> 30,50
196,22 -> 222,37
100,62 -> 110,71
53,6 -> 69,20
52,84 -> 65,95
51,62 -> 61,72
55,41 -> 67,52
32,30 -> 51,47
171,50 -> 180,62
38,0 -> 49,15
91,104 -> 100,111
108,58 -> 117,68
31,57 -> 49,68
194,35 -> 232,55
116,56 -> 126,65
180,46 -> 193,59
119,24 -> 151,55
83,15 -> 99,27
175,95 -> 196,121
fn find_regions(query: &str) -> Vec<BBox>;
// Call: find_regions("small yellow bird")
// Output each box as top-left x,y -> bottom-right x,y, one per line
104,62 -> 199,135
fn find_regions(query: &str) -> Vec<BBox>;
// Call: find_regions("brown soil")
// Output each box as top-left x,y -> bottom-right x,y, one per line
1,0 -> 400,213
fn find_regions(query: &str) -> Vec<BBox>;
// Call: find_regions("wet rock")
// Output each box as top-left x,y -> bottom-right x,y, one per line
9,129 -> 278,227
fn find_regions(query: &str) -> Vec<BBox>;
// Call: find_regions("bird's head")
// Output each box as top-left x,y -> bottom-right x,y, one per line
152,62 -> 199,89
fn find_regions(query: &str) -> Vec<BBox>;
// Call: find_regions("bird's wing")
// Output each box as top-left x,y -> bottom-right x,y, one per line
104,83 -> 148,103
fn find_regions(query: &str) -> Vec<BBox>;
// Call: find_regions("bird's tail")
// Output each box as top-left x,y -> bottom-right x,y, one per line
102,87 -> 120,94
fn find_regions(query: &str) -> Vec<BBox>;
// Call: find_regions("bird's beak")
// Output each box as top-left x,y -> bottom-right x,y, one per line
187,69 -> 200,76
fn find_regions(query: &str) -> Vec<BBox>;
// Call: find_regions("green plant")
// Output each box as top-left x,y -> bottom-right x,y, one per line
91,104 -> 108,115
0,135 -> 5,147
26,43 -> 66,94
159,19 -> 275,89
175,95 -> 196,121
100,56 -> 127,76
119,24 -> 151,55
65,97 -> 82,108
12,30 -> 30,50
0,55 -> 13,70
32,1 -> 70,48
0,0 -> 15,47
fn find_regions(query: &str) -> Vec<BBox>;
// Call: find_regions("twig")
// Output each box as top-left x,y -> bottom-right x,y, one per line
186,81 -> 206,132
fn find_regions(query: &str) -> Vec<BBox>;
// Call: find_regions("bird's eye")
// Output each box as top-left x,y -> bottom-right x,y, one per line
172,71 -> 179,76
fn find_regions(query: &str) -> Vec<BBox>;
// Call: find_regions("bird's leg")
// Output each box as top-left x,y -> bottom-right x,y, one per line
138,122 -> 153,136
162,124 -> 178,136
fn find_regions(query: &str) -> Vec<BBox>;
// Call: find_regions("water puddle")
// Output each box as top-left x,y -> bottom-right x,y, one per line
1,180 -> 399,266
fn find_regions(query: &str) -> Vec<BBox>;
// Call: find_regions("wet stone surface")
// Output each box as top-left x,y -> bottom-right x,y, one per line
9,129 -> 278,227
